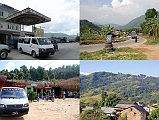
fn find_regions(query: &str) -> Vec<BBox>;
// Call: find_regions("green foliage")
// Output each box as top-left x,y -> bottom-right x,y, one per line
101,26 -> 113,36
0,65 -> 79,81
80,110 -> 116,120
148,108 -> 159,120
28,91 -> 35,101
144,36 -> 159,45
80,47 -> 146,60
81,71 -> 159,104
99,91 -> 120,108
80,20 -> 114,45
145,8 -> 158,20
141,8 -> 159,39
124,28 -> 142,33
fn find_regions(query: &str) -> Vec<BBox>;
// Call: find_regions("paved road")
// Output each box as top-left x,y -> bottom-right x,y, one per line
7,43 -> 79,60
80,37 -> 145,52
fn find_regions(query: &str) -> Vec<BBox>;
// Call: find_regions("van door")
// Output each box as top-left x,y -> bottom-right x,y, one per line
23,38 -> 31,54
31,38 -> 39,55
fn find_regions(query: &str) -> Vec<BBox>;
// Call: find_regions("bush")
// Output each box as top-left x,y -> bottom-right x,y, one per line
28,91 -> 35,101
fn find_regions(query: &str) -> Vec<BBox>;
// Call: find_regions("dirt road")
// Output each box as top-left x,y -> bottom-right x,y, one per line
0,98 -> 79,120
133,44 -> 159,60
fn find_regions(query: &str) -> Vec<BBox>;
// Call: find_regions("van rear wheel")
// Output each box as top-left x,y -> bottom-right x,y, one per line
32,51 -> 37,58
19,48 -> 23,54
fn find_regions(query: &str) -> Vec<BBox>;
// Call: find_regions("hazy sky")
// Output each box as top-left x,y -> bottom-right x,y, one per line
80,60 -> 159,77
1,0 -> 79,35
0,60 -> 79,71
81,0 -> 159,25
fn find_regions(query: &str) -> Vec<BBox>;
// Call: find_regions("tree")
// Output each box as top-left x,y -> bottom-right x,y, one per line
145,8 -> 158,20
105,93 -> 121,107
101,25 -> 113,38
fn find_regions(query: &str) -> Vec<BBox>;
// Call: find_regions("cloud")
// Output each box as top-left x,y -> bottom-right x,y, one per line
4,62 -> 15,71
81,0 -> 159,25
1,0 -> 79,35
80,72 -> 91,75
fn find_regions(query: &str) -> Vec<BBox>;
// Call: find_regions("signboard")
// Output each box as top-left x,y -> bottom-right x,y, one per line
106,35 -> 112,43
33,26 -> 44,37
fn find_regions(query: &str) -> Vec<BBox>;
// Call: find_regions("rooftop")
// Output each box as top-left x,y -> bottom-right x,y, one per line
6,7 -> 51,25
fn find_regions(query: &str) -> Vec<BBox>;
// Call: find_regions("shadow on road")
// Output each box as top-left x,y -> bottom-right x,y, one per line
0,116 -> 24,120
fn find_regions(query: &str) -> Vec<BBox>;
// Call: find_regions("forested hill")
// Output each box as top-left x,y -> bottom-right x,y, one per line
0,65 -> 79,81
80,20 -> 101,35
81,72 -> 159,103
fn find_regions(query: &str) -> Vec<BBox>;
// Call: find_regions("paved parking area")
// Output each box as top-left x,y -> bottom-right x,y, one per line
7,43 -> 79,60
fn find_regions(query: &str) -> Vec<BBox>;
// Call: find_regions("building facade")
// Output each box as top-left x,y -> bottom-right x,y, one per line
0,3 -> 51,48
0,3 -> 21,46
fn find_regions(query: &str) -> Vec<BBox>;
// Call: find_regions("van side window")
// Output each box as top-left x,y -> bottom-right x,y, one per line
32,38 -> 38,45
24,38 -> 30,44
19,39 -> 24,43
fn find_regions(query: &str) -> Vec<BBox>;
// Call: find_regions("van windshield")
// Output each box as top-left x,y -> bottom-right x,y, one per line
0,88 -> 27,99
37,38 -> 51,45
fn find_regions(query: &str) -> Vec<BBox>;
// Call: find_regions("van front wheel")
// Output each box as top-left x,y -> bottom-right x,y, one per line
32,51 -> 37,58
0,50 -> 8,60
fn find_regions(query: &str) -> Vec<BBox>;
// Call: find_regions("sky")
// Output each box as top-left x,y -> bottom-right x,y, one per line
1,0 -> 79,35
0,60 -> 79,71
81,0 -> 159,25
80,60 -> 159,77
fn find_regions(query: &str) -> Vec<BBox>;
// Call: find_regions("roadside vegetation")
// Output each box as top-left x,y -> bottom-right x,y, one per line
141,8 -> 159,45
80,47 -> 146,60
80,20 -> 129,45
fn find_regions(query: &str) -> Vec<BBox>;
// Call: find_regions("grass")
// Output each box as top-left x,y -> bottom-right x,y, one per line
80,47 -> 146,60
141,35 -> 159,45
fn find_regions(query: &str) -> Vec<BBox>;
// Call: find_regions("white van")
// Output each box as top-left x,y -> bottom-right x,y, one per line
18,37 -> 55,58
0,87 -> 29,116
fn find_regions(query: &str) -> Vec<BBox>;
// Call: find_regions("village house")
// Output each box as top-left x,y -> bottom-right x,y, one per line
101,107 -> 116,116
120,106 -> 147,120
101,102 -> 148,120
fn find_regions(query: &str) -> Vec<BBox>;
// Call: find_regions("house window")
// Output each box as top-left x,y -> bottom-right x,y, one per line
130,108 -> 133,111
134,112 -> 136,115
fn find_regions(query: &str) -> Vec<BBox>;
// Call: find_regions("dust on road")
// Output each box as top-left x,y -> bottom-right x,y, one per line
0,98 -> 79,120
133,44 -> 159,60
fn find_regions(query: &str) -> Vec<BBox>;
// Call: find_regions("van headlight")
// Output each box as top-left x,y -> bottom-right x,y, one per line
23,103 -> 29,107
0,104 -> 5,108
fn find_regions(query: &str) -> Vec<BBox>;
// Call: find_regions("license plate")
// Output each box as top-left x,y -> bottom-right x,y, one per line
12,111 -> 18,115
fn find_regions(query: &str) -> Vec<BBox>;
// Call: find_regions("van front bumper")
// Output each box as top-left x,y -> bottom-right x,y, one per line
0,107 -> 29,116
39,48 -> 55,56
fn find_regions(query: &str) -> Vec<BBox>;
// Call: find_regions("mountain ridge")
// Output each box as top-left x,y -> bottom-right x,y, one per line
80,71 -> 159,103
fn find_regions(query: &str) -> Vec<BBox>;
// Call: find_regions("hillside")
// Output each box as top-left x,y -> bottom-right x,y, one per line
80,20 -> 101,35
80,72 -> 159,103
118,15 -> 145,30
